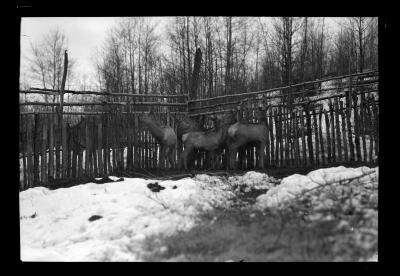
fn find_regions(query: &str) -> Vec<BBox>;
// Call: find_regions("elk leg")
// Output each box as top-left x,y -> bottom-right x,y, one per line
228,146 -> 238,170
181,145 -> 193,171
258,143 -> 265,169
166,146 -> 175,169
159,145 -> 165,170
209,150 -> 216,169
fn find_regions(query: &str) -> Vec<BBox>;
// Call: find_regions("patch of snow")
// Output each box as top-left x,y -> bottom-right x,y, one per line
255,174 -> 318,209
20,176 -> 234,261
20,166 -> 378,261
254,166 -> 378,210
227,171 -> 276,191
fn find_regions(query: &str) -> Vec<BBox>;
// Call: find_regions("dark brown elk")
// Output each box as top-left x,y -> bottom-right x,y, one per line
226,106 -> 270,170
139,110 -> 177,169
179,113 -> 234,171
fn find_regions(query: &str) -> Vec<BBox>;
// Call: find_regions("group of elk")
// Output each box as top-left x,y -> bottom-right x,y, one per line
139,104 -> 271,171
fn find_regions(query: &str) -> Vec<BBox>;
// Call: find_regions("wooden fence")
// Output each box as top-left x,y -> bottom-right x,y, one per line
19,71 -> 379,190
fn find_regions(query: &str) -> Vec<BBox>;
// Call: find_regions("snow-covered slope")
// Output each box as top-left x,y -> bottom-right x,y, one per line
20,167 -> 378,262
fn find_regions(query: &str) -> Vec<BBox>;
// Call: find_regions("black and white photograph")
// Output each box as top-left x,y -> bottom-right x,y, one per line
18,16 -> 379,262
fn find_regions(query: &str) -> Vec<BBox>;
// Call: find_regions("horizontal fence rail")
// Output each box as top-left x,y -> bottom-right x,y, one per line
23,87 -> 189,99
19,71 -> 379,190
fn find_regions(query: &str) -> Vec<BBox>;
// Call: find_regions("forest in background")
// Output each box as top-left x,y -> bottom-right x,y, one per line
21,17 -> 378,100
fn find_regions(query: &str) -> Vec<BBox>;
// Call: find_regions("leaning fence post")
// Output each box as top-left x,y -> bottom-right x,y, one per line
59,50 -> 68,179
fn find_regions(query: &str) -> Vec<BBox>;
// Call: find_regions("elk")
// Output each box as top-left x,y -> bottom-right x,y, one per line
179,112 -> 235,171
175,114 -> 205,140
226,106 -> 270,170
139,110 -> 177,169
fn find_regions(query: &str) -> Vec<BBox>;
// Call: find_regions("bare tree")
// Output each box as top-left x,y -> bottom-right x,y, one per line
27,28 -> 75,105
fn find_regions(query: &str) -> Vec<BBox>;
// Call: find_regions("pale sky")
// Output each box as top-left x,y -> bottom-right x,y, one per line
20,17 -> 343,90
20,17 -> 171,89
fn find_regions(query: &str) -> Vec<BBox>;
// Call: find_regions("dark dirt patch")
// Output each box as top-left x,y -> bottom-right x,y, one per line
93,176 -> 124,184
147,182 -> 166,193
140,205 -> 375,262
20,212 -> 37,220
88,215 -> 103,222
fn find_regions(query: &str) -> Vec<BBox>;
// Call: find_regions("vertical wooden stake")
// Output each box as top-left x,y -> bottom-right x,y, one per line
41,115 -> 48,184
305,105 -> 314,167
98,116 -> 103,176
26,116 -> 33,187
33,113 -> 39,186
318,108 -> 326,165
48,114 -> 54,182
334,97 -> 342,162
62,120 -> 68,178
85,120 -> 90,177
299,110 -> 307,166
340,101 -> 349,162
312,109 -> 319,166
329,100 -> 336,163
269,111 -> 275,166
324,109 -> 332,164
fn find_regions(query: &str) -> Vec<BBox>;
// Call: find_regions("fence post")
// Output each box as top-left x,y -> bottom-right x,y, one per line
318,107 -> 325,165
62,120 -> 68,178
328,100 -> 336,163
352,94 -> 362,162
299,109 -> 307,166
347,75 -> 355,162
284,108 -> 290,167
33,113 -> 40,186
339,100 -> 349,162
365,98 -> 374,162
293,110 -> 300,167
134,115 -> 139,169
85,120 -> 90,177
41,115 -> 48,185
370,97 -> 379,159
278,106 -> 284,168
360,92 -> 367,162
98,115 -> 103,176
334,97 -> 342,162
269,111 -> 275,167
48,114 -> 54,182
305,104 -> 314,167
324,109 -> 331,164
26,116 -> 33,188
312,108 -> 319,166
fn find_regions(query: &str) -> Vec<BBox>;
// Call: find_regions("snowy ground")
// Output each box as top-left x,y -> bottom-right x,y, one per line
20,166 -> 378,262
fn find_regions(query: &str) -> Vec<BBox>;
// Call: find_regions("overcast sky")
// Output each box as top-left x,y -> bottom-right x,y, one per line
20,17 -> 343,89
20,17 -> 170,88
